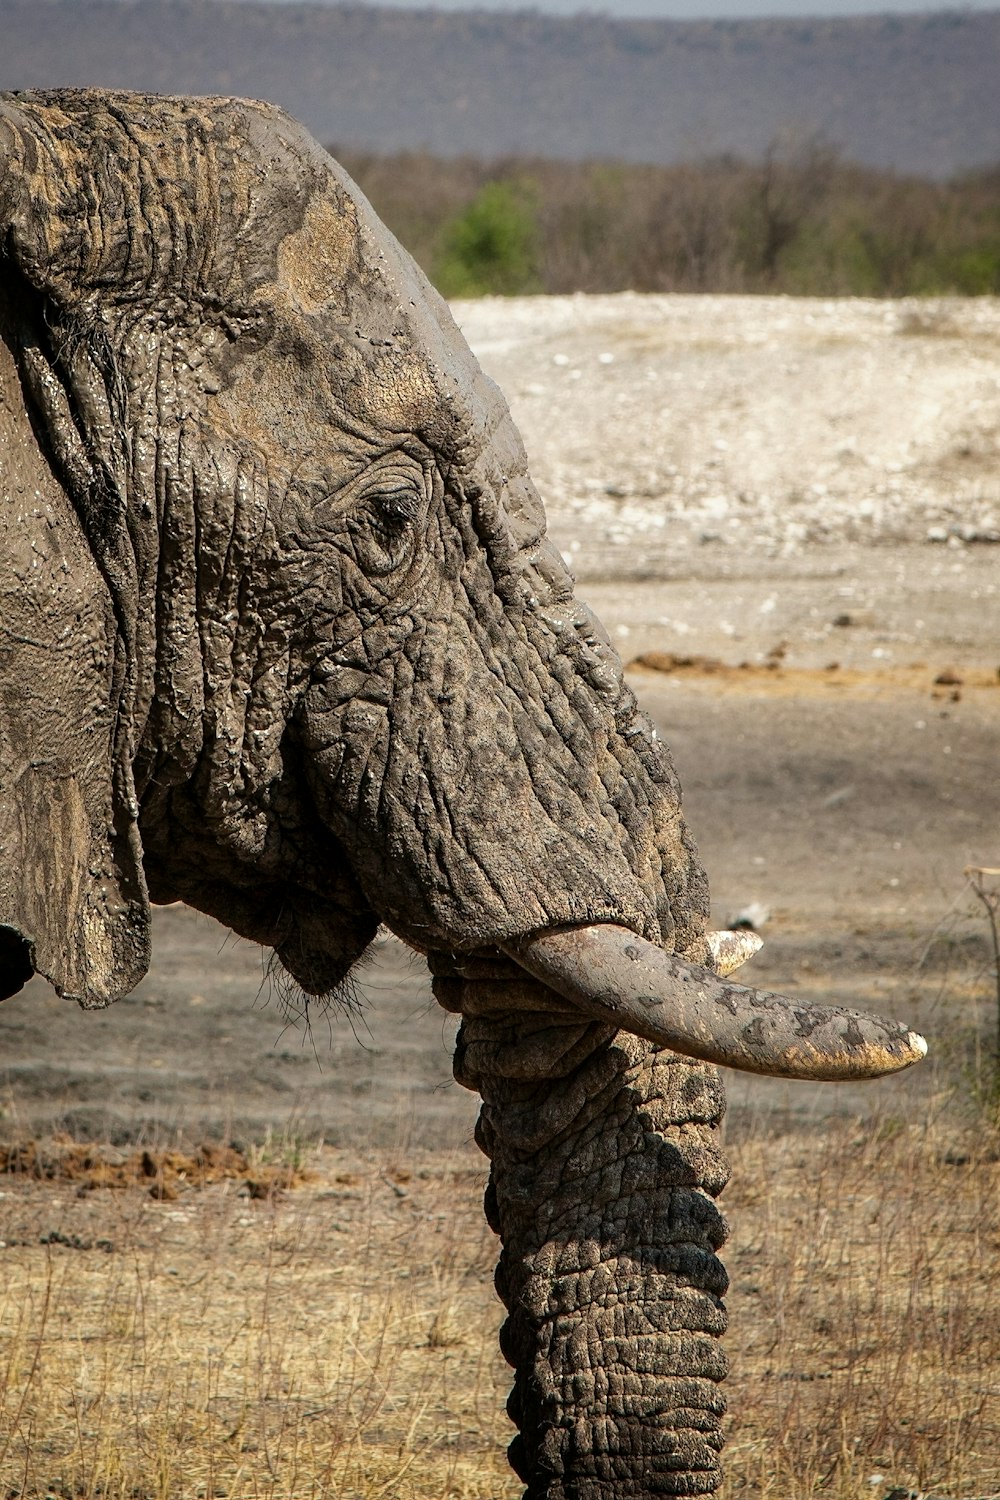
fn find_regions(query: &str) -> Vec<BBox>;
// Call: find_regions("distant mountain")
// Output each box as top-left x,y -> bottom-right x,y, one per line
1,2 -> 998,175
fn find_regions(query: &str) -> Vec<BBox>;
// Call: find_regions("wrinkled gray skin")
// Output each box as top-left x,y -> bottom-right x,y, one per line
0,91 -> 916,1497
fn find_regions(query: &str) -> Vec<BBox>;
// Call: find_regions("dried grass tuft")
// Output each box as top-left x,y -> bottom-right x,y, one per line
722,1110 -> 1000,1499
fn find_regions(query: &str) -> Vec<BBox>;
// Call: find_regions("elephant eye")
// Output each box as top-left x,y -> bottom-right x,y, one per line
376,482 -> 422,529
350,461 -> 430,577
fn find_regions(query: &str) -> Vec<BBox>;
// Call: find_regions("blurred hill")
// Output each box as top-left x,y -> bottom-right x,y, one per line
1,2 -> 998,176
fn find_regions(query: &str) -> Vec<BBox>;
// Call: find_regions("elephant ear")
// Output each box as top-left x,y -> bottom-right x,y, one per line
0,305 -> 149,1008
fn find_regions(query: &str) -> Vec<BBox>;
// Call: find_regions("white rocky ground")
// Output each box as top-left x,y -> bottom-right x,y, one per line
455,293 -> 1000,562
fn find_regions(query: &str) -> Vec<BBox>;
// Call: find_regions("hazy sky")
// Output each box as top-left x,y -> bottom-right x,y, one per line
252,0 -> 1000,14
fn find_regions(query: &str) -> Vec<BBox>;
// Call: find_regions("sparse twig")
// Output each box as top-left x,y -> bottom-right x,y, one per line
964,865 -> 1000,1080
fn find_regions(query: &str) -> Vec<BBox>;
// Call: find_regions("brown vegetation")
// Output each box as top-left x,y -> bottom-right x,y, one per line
339,144 -> 1000,300
0,1140 -> 314,1201
723,1114 -> 1000,1498
630,651 -> 1000,701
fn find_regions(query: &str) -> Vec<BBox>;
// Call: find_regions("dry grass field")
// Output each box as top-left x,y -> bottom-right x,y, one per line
2,1143 -> 512,1500
0,1101 -> 997,1500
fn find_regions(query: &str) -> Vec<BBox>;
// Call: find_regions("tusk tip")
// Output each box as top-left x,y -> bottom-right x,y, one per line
706,928 -> 764,976
908,1030 -> 928,1059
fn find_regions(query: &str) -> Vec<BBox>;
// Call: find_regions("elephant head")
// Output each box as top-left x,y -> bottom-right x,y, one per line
0,90 -> 923,1497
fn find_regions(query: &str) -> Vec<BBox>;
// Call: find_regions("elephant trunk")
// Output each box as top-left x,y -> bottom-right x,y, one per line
434,958 -> 730,1498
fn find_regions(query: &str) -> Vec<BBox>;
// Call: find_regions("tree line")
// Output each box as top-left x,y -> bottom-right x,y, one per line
335,140 -> 1000,299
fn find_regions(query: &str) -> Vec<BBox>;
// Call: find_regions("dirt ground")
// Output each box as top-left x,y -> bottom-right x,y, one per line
1,292 -> 998,1148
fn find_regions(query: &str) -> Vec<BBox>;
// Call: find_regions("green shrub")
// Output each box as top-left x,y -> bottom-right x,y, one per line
434,179 -> 541,297
930,246 -> 1000,295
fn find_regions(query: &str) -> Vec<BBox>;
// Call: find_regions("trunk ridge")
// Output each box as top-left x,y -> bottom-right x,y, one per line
435,962 -> 730,1498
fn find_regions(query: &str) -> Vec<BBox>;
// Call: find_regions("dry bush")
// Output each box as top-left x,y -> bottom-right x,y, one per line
335,144 -> 1000,299
0,1119 -> 997,1499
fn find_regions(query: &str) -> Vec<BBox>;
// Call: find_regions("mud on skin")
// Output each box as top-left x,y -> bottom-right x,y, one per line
0,90 -> 923,1497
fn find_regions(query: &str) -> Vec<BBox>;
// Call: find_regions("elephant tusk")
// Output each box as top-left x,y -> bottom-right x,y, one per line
501,924 -> 927,1081
706,928 -> 763,976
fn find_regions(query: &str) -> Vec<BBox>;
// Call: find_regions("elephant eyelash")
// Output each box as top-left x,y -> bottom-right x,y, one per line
375,485 -> 422,527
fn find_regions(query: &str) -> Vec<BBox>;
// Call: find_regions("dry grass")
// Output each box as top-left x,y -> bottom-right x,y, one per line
0,1150 -> 512,1499
0,1115 -> 997,1500
722,1110 -> 1000,1499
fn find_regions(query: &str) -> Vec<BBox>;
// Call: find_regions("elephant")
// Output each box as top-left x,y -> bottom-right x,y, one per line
0,90 -> 924,1498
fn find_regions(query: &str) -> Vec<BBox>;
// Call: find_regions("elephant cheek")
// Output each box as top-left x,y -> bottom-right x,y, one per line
297,683 -> 664,956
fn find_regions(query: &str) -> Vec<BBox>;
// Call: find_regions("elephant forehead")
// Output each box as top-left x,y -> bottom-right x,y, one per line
274,159 -> 511,461
275,195 -> 361,315
1,86 -> 530,498
242,230 -> 527,485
